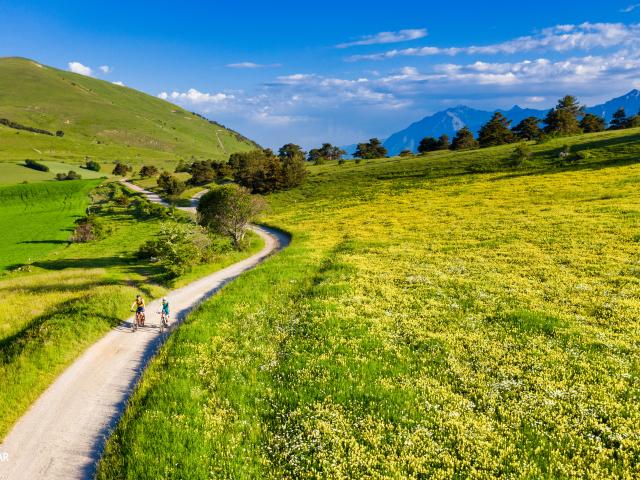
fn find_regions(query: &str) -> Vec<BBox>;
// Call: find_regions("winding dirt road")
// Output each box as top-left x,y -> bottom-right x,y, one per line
0,183 -> 288,480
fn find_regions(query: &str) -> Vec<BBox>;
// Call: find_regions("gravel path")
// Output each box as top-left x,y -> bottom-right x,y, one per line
0,183 -> 288,480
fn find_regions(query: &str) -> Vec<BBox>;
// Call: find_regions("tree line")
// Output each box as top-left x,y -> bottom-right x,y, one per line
418,96 -> 640,154
0,118 -> 64,137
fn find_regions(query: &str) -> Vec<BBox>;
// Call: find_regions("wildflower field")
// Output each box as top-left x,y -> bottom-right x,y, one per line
99,129 -> 640,479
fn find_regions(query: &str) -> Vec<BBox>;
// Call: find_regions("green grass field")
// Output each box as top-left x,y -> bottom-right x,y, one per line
0,180 -> 100,270
0,57 -> 259,164
0,182 -> 264,440
0,160 -> 106,185
98,129 -> 640,479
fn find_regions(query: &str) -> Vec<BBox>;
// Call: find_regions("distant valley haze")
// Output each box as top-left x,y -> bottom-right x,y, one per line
1,0 -> 640,150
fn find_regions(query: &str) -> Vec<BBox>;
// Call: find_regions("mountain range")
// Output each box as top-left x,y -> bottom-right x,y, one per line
347,90 -> 640,156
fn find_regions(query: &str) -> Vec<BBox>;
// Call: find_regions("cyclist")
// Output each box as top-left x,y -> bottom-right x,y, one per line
161,298 -> 170,324
130,294 -> 146,327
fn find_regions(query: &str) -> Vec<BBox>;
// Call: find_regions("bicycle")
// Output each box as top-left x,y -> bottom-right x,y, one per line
130,309 -> 145,332
158,310 -> 169,333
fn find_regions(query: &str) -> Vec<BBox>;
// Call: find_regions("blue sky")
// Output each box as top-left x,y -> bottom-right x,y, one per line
1,0 -> 640,148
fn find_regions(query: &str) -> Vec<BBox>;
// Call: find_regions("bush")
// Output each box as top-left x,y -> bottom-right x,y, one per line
112,162 -> 132,176
114,195 -> 130,207
55,130 -> 65,137
136,222 -> 219,277
175,160 -> 192,173
157,171 -> 186,196
69,215 -> 110,242
24,159 -> 49,172
85,159 -> 101,171
55,170 -> 82,181
508,144 -> 532,168
399,150 -> 413,157
139,165 -> 159,178
132,198 -> 169,219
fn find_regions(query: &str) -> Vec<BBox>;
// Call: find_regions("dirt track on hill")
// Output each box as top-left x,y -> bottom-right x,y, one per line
0,182 -> 289,480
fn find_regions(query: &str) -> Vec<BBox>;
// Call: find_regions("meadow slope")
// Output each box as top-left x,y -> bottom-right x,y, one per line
0,57 -> 259,163
99,129 -> 640,478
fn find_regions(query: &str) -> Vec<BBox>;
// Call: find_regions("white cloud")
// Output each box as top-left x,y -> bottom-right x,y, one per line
227,62 -> 281,68
68,61 -> 93,76
337,28 -> 427,48
113,81 -> 125,86
157,88 -> 235,110
99,65 -> 112,74
526,96 -> 546,103
348,22 -> 640,60
621,4 -> 640,12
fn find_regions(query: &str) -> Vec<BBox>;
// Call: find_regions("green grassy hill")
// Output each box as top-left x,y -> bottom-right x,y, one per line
99,128 -> 640,478
0,57 -> 258,164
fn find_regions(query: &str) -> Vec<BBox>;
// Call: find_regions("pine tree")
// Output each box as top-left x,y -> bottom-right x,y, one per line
451,127 -> 479,150
438,134 -> 450,150
418,137 -> 440,153
512,117 -> 541,140
609,108 -> 630,130
543,95 -> 583,136
579,113 -> 605,133
478,112 -> 515,148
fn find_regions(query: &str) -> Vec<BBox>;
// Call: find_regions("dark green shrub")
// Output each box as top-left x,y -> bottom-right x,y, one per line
25,159 -> 49,172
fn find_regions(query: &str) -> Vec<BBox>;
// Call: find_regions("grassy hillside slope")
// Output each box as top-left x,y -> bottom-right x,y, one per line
0,57 -> 258,163
99,129 -> 640,479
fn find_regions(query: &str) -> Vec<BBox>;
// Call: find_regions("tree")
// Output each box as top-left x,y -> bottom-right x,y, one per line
609,108 -> 630,130
451,127 -> 479,150
139,165 -> 159,178
478,112 -> 515,148
210,160 -> 233,180
197,185 -> 266,248
512,117 -> 542,141
580,113 -> 605,133
112,162 -> 132,176
543,95 -> 583,136
418,137 -> 440,153
157,171 -> 186,195
85,159 -> 101,172
556,95 -> 584,117
229,149 -> 281,194
228,148 -> 307,193
308,143 -> 345,163
629,113 -> 640,128
437,134 -> 450,150
188,161 -> 215,185
278,144 -> 308,188
354,138 -> 387,159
